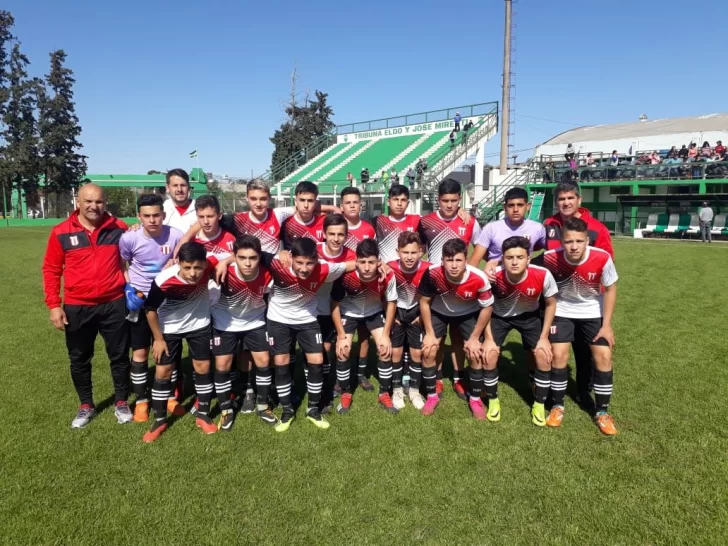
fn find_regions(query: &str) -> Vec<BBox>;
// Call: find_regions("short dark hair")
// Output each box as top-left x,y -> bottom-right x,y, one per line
341,186 -> 361,200
177,241 -> 207,263
323,213 -> 348,233
195,194 -> 220,213
356,238 -> 379,259
233,235 -> 261,256
504,187 -> 528,204
438,178 -> 461,196
501,236 -> 531,255
398,231 -> 421,248
166,168 -> 190,185
562,217 -> 588,233
295,181 -> 318,197
554,180 -> 580,199
137,193 -> 164,211
442,238 -> 467,259
290,237 -> 318,259
388,184 -> 409,198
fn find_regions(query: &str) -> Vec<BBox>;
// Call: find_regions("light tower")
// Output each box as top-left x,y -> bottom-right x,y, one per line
499,0 -> 514,175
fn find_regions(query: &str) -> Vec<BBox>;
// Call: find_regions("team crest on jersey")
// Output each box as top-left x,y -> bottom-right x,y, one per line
550,326 -> 557,334
269,226 -> 275,234
316,230 -> 323,239
406,227 -> 414,232
160,245 -> 171,255
70,235 -> 79,246
549,229 -> 556,238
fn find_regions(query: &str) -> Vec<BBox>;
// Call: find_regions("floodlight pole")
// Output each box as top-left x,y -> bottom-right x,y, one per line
499,0 -> 512,175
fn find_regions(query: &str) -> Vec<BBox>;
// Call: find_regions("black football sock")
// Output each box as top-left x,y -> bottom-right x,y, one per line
377,360 -> 392,395
550,368 -> 568,407
130,361 -> 149,402
593,370 -> 613,412
306,364 -> 324,409
214,370 -> 232,412
483,368 -> 499,400
275,364 -> 292,407
533,370 -> 550,404
336,359 -> 352,394
151,378 -> 171,421
392,361 -> 403,389
194,371 -> 214,414
468,368 -> 484,399
256,366 -> 272,410
423,367 -> 437,397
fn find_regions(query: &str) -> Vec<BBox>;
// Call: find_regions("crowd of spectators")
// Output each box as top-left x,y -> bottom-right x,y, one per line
542,140 -> 728,182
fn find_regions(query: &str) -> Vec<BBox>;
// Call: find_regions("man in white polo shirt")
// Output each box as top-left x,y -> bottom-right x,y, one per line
163,168 -> 197,232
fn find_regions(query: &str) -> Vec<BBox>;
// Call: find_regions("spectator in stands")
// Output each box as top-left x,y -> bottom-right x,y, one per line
688,143 -> 698,161
346,172 -> 354,186
608,150 -> 619,180
416,158 -> 426,187
449,130 -> 456,147
715,140 -> 725,158
453,112 -> 462,132
382,170 -> 389,186
361,167 -> 370,192
582,153 -> 595,181
390,168 -> 399,183
649,151 -> 661,165
699,201 -> 714,243
668,146 -> 679,159
543,160 -> 555,182
565,143 -> 575,161
406,167 -> 415,186
679,145 -> 689,161
700,141 -> 713,160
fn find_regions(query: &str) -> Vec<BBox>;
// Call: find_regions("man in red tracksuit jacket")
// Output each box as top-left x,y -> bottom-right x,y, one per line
42,184 -> 132,428
540,180 -> 614,408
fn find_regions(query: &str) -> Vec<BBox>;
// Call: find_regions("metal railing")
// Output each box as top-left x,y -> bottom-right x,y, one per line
535,160 -> 728,183
336,102 -> 498,135
476,161 -> 538,223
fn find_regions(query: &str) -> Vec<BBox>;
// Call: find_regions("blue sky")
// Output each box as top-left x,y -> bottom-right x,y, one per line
6,0 -> 725,176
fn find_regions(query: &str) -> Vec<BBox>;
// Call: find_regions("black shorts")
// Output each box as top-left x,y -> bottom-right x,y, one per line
490,311 -> 542,350
431,310 -> 482,341
159,324 -> 212,365
391,306 -> 423,349
267,319 -> 322,355
548,316 -> 609,347
342,313 -> 385,335
317,315 -> 337,344
211,326 -> 269,356
130,310 -> 152,351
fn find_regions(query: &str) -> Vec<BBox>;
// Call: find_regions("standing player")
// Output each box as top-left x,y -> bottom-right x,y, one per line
418,239 -> 494,418
388,232 -> 430,410
331,239 -> 398,414
542,218 -> 618,435
339,186 -> 376,251
211,235 -> 276,431
281,181 -> 328,250
541,180 -> 613,408
266,238 -> 354,431
119,194 -> 184,422
419,178 -> 481,400
315,214 -> 356,409
142,242 -> 223,442
162,168 -> 198,233
374,185 -> 423,263
468,187 -> 546,278
191,195 -> 237,254
481,236 -> 558,425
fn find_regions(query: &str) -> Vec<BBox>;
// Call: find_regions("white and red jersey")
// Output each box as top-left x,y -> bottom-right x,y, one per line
281,214 -> 326,250
267,260 -> 346,325
374,214 -> 421,263
344,220 -> 376,252
387,259 -> 431,310
331,270 -> 397,318
145,256 -> 221,335
419,211 -> 481,266
316,243 -> 356,315
542,247 -> 618,319
211,264 -> 273,332
418,264 -> 494,317
194,229 -> 236,254
491,265 -> 558,318
222,207 -> 295,254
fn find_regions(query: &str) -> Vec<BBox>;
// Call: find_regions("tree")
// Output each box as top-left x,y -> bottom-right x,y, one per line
38,49 -> 87,200
0,42 -> 41,218
269,90 -> 335,170
104,186 -> 136,218
0,10 -> 14,118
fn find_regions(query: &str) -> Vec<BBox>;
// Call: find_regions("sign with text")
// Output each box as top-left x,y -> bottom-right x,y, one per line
337,116 -> 487,144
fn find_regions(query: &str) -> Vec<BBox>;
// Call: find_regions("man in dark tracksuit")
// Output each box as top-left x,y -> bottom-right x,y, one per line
42,183 -> 132,428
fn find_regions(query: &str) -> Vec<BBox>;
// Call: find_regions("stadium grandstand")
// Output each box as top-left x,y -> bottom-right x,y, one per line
474,113 -> 728,240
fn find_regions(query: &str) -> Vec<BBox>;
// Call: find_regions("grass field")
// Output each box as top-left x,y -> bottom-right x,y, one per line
1,227 -> 727,545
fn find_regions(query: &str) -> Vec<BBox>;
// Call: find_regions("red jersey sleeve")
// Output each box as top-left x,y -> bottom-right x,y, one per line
595,226 -> 614,259
42,227 -> 65,309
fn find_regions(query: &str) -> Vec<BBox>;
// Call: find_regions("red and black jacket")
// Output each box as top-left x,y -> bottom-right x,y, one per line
543,207 -> 614,258
42,211 -> 128,308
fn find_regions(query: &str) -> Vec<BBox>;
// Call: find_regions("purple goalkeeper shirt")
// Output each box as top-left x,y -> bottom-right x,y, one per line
119,225 -> 184,295
475,218 -> 546,261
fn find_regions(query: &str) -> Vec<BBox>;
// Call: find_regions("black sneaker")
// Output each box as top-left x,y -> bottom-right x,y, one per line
218,410 -> 235,432
306,407 -> 331,430
258,407 -> 280,426
358,376 -> 375,392
241,391 -> 256,414
275,406 -> 295,432
333,382 -> 342,399
321,397 -> 335,415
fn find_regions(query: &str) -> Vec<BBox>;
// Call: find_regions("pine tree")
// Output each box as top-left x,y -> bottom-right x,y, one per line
0,10 -> 14,119
0,42 -> 41,218
38,49 -> 87,204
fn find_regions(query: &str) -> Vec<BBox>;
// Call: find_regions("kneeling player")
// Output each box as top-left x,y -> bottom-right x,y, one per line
542,218 -> 618,435
331,239 -> 398,414
418,239 -> 494,418
211,235 -> 276,431
142,242 -> 223,442
388,231 -> 430,410
266,238 -> 353,431
481,236 -> 558,425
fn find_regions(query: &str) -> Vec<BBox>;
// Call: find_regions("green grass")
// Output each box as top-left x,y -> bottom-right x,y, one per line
1,228 -> 727,545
